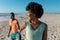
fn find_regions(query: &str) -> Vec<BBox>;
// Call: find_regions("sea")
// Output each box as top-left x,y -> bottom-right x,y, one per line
0,13 -> 26,21
0,13 -> 60,21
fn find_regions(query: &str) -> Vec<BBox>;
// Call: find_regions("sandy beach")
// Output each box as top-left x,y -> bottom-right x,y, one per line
0,14 -> 60,40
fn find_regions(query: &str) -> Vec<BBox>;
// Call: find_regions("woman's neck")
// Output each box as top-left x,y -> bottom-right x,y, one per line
30,18 -> 41,30
11,18 -> 15,21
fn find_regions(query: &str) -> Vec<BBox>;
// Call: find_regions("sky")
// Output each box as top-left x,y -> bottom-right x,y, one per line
0,0 -> 60,13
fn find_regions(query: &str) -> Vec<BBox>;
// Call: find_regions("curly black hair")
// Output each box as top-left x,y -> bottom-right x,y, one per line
26,2 -> 44,18
10,12 -> 15,17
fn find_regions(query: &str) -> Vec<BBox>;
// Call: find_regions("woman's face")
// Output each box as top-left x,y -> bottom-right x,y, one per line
27,11 -> 36,21
10,14 -> 14,19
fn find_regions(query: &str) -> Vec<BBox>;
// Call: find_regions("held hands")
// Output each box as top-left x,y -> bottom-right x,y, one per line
18,29 -> 20,33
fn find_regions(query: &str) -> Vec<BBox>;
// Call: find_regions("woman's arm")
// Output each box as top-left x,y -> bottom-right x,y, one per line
17,21 -> 20,30
42,24 -> 48,40
20,22 -> 26,32
8,26 -> 11,37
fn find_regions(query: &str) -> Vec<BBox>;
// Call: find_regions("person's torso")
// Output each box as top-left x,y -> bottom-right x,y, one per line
25,21 -> 46,40
9,19 -> 18,34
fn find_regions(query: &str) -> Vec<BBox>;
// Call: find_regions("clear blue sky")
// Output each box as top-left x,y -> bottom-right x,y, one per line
0,0 -> 60,13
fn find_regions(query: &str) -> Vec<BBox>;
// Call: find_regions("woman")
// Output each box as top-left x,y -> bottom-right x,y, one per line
20,2 -> 47,40
8,12 -> 21,40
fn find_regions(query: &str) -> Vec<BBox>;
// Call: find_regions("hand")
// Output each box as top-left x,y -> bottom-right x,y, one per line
18,29 -> 20,32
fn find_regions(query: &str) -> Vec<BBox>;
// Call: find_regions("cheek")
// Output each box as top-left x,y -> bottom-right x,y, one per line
10,15 -> 12,18
27,16 -> 31,20
10,16 -> 12,18
27,16 -> 35,20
